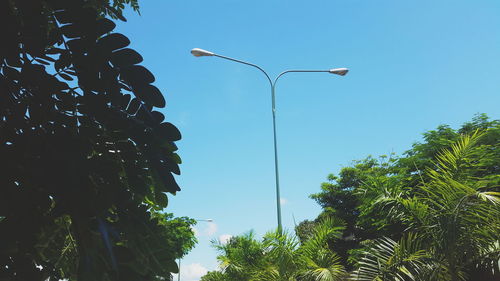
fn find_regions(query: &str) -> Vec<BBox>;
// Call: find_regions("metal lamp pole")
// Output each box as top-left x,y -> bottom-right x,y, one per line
191,48 -> 348,233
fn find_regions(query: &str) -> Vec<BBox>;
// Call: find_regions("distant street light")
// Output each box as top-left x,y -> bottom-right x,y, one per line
191,48 -> 348,233
195,218 -> 213,222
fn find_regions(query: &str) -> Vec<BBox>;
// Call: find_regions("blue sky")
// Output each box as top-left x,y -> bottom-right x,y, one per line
117,0 -> 500,280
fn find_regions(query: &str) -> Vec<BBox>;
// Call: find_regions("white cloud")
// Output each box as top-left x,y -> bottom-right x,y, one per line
204,222 -> 217,236
218,234 -> 233,245
172,263 -> 208,281
192,222 -> 217,237
280,198 -> 288,205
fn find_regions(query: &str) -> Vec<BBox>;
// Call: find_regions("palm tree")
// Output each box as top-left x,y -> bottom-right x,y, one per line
212,231 -> 265,281
251,229 -> 302,281
298,217 -> 347,281
205,218 -> 347,281
350,233 -> 430,281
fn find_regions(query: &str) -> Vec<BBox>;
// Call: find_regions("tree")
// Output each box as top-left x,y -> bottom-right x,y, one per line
353,131 -> 500,280
202,219 -> 347,281
0,0 -> 195,280
212,231 -> 266,281
351,234 -> 430,281
308,155 -> 404,269
306,115 -> 499,279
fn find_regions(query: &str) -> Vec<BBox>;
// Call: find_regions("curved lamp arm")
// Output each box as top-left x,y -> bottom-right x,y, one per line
191,48 -> 273,88
274,70 -> 330,87
212,54 -> 273,88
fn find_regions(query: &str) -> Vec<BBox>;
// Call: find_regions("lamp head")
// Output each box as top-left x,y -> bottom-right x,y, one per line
191,48 -> 215,57
329,68 -> 349,76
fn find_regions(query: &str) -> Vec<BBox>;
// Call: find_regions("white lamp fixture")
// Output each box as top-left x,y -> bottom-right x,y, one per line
190,48 -> 215,57
329,68 -> 349,76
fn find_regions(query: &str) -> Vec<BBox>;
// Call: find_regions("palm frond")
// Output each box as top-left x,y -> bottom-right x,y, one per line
351,233 -> 430,281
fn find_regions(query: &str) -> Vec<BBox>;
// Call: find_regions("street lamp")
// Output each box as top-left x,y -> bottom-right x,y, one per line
191,48 -> 348,233
178,218 -> 213,281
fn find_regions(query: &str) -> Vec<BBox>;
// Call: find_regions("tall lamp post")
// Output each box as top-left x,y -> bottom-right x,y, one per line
178,218 -> 213,281
191,48 -> 348,232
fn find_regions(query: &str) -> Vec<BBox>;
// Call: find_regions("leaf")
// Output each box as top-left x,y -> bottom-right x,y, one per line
110,48 -> 143,68
97,33 -> 130,52
126,98 -> 141,115
54,10 -> 73,24
119,93 -> 131,109
172,153 -> 182,164
3,67 -> 20,81
54,52 -> 71,71
106,5 -> 127,22
120,65 -> 155,89
165,259 -> 179,273
34,58 -> 50,65
67,38 -> 91,53
64,69 -> 77,75
156,169 -> 181,193
156,192 -> 168,208
95,18 -> 116,37
45,48 -> 65,55
151,111 -> 165,123
60,24 -> 81,38
133,85 -> 165,108
58,73 -> 73,81
157,122 -> 181,141
39,55 -> 56,62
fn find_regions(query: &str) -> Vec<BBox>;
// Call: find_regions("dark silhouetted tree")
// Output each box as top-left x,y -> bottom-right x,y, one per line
0,0 -> 195,280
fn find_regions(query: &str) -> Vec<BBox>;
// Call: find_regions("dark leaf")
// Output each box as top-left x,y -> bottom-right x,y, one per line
58,73 -> 73,81
126,98 -> 141,115
172,153 -> 182,164
60,24 -> 81,38
64,70 -> 77,75
119,82 -> 132,91
67,38 -> 91,54
151,111 -> 165,123
95,18 -> 116,37
133,85 -> 165,108
34,58 -> 50,65
3,67 -> 20,81
106,6 -> 127,22
165,158 -> 180,175
45,48 -> 65,55
97,33 -> 130,52
120,65 -> 155,89
54,10 -> 73,24
39,55 -> 56,62
6,55 -> 23,67
157,122 -> 181,141
110,48 -> 143,68
159,171 -> 181,193
156,192 -> 168,208
54,52 -> 71,71
119,93 -> 131,109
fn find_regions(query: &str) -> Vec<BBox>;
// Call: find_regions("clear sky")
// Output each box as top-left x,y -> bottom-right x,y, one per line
116,1 -> 500,280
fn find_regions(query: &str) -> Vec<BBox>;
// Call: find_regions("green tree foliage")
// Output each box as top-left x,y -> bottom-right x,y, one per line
351,233 -> 430,281
201,115 -> 498,281
0,0 -> 196,280
359,131 -> 499,281
202,219 -> 347,281
304,115 -> 499,280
